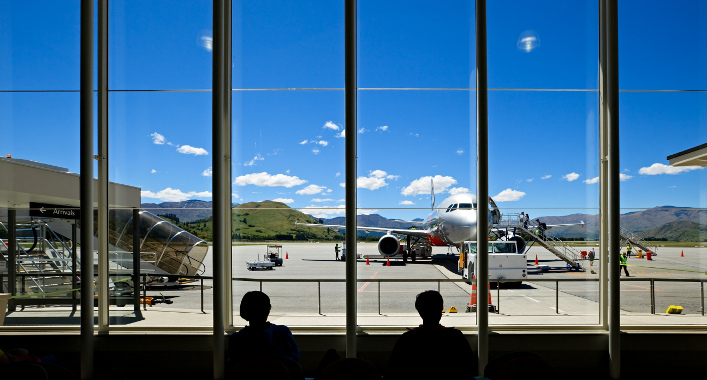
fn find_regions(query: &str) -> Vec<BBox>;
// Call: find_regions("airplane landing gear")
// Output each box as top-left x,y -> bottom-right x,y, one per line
402,251 -> 408,263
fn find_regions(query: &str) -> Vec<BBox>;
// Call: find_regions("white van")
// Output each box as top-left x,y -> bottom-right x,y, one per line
461,240 -> 527,287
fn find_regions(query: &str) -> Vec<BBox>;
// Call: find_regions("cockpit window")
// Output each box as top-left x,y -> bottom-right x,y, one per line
458,203 -> 473,210
446,204 -> 457,212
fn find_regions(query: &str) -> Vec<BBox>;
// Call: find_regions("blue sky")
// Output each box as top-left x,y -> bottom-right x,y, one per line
1,0 -> 705,221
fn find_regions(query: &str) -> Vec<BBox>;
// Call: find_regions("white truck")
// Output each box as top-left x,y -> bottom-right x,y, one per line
461,240 -> 527,287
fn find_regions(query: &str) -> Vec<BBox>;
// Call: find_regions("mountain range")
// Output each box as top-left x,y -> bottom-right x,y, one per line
141,200 -> 707,242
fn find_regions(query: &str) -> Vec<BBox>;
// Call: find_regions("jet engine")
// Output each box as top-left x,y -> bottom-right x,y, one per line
378,234 -> 400,256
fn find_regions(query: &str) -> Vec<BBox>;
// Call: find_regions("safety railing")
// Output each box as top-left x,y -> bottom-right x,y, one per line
2,274 -> 705,319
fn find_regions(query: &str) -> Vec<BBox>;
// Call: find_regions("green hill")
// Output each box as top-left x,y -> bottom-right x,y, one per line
637,221 -> 707,242
177,200 -> 344,242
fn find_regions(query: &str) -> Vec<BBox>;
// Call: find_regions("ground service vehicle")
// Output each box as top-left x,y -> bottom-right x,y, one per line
462,240 -> 527,286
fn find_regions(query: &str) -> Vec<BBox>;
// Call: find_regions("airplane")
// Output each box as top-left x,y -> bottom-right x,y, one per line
296,182 -> 583,262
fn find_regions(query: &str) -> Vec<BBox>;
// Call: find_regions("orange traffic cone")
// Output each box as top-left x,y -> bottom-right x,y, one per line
366,256 -> 370,265
535,255 -> 539,265
386,257 -> 390,266
286,252 -> 289,259
681,250 -> 684,257
466,276 -> 495,312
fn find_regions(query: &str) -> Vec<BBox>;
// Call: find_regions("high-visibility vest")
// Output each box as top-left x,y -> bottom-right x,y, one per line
620,255 -> 627,265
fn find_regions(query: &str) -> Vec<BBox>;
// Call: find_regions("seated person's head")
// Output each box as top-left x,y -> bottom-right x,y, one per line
240,291 -> 271,324
415,290 -> 443,325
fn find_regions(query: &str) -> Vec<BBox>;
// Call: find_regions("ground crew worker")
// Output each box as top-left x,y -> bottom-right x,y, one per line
335,243 -> 340,261
588,248 -> 595,266
626,244 -> 632,258
619,252 -> 630,277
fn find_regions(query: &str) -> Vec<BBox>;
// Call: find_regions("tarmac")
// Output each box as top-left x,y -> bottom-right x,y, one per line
3,243 -> 707,329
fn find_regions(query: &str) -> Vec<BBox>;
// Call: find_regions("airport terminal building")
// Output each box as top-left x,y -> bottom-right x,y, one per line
1,1 -> 706,379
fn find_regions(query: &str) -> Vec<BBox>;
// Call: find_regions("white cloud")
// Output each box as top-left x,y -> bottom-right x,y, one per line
151,132 -> 166,145
449,187 -> 470,195
562,172 -> 580,182
273,198 -> 294,204
639,163 -> 703,175
296,184 -> 326,195
370,170 -> 387,178
202,167 -> 212,177
306,205 -> 346,218
357,176 -> 387,190
305,205 -> 376,218
493,189 -> 526,202
456,149 -> 464,155
541,175 -> 552,180
401,175 -> 457,196
386,174 -> 400,180
141,188 -> 213,202
244,154 -> 264,167
323,121 -> 341,131
337,130 -> 346,138
376,125 -> 389,132
400,200 -> 415,205
620,173 -> 633,181
177,145 -> 209,155
358,128 -> 366,134
312,148 -> 320,155
326,189 -> 332,193
299,139 -> 308,145
234,172 -> 307,187
584,177 -> 599,184
151,169 -> 157,174
339,182 -> 346,188
318,140 -> 329,147
526,178 -> 533,182
232,193 -> 240,199
335,172 -> 341,177
311,198 -> 335,202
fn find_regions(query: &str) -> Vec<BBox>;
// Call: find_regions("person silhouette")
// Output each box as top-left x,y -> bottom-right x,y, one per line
387,290 -> 474,379
228,291 -> 300,366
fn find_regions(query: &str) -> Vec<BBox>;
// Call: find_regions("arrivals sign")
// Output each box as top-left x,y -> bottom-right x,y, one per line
29,202 -> 79,220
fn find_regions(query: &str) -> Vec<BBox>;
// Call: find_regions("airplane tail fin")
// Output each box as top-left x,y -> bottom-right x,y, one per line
431,178 -> 435,209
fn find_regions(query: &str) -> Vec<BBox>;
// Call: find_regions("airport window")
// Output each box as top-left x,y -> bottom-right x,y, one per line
0,0 -> 705,342
616,0 -> 707,325
230,0 -> 346,327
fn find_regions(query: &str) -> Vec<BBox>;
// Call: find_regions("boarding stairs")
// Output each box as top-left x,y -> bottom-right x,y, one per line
517,225 -> 584,270
0,221 -> 76,297
495,214 -> 583,270
620,227 -> 659,256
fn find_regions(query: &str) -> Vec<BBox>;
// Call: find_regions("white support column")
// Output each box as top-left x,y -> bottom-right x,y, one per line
97,0 -> 110,331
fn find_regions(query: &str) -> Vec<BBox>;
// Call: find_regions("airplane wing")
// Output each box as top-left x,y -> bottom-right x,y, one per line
295,221 -> 430,237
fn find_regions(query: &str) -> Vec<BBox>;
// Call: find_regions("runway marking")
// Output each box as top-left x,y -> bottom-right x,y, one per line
358,272 -> 378,292
627,264 -> 707,274
524,296 -> 540,303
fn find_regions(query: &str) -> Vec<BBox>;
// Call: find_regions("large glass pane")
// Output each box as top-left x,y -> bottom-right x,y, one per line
486,0 -> 600,325
107,0 -> 213,327
231,0 -> 346,329
618,1 -> 707,325
357,1 -> 477,329
0,93 -> 83,326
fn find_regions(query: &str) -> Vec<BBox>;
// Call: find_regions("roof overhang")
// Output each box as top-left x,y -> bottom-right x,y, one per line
0,157 -> 140,209
667,143 -> 707,167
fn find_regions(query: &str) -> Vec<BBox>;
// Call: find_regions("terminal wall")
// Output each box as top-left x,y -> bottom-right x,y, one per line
0,332 -> 705,378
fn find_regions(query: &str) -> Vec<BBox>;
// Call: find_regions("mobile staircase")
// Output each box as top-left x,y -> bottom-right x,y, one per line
495,213 -> 584,270
620,227 -> 659,256
0,221 -> 77,299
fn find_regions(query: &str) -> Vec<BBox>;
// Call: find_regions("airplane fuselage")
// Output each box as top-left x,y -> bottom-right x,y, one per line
423,193 -> 479,246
